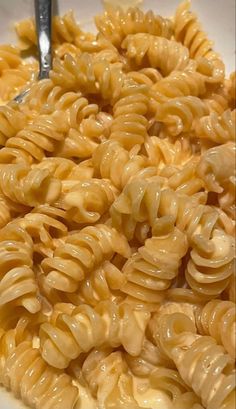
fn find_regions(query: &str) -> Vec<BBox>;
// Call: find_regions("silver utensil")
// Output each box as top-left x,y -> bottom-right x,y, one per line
14,0 -> 52,103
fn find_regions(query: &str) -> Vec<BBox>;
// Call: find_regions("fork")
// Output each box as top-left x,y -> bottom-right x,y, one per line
14,0 -> 52,103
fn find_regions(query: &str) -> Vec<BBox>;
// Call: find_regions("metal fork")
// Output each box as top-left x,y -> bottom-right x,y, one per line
14,0 -> 52,103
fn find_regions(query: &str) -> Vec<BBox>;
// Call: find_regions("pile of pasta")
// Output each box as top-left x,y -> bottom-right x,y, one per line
0,2 -> 235,409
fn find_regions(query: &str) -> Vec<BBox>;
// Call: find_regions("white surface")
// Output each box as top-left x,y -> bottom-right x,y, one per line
0,1 -> 235,408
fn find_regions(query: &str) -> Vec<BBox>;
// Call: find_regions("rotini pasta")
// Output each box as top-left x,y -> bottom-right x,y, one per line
121,227 -> 188,303
41,224 -> 131,292
0,105 -> 26,146
159,313 -> 235,409
95,6 -> 173,47
82,348 -> 140,408
0,44 -> 21,74
40,300 -> 150,368
11,210 -> 68,258
175,0 -> 219,61
150,70 -> 207,108
0,222 -> 40,312
195,109 -> 236,144
125,337 -> 174,377
0,61 -> 37,102
122,33 -> 190,76
78,260 -> 125,306
110,79 -> 149,149
92,140 -> 157,190
195,299 -> 236,360
50,53 -> 125,101
0,341 -> 79,409
0,163 -> 61,207
155,96 -> 209,136
60,178 -> 117,223
202,84 -> 231,114
197,142 -> 236,218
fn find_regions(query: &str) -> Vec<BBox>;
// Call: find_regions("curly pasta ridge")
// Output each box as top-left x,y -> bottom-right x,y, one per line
122,33 -> 190,76
82,348 -> 140,409
92,140 -> 157,190
50,52 -> 125,101
159,313 -> 236,409
0,44 -> 21,74
0,223 -> 40,312
0,163 -> 61,207
41,224 -> 131,292
0,341 -> 79,409
110,79 -> 149,149
155,95 -> 209,136
121,227 -> 188,303
0,105 -> 26,146
175,0 -> 217,61
39,300 -> 150,368
195,109 -> 236,144
95,6 -> 173,47
61,178 -> 117,224
195,299 -> 236,360
78,260 -> 125,306
150,70 -> 207,108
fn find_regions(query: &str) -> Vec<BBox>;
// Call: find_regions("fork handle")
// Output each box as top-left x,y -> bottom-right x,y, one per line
34,0 -> 52,79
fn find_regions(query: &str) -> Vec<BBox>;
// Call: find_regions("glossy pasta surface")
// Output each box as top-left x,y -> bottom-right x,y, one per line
0,2 -> 235,409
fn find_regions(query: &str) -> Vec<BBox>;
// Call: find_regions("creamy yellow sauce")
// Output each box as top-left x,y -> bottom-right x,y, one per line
75,377 -> 172,409
133,377 -> 172,409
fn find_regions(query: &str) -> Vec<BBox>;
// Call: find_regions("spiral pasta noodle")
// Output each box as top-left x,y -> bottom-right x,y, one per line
0,222 -> 40,312
0,61 -> 37,102
92,140 -> 157,190
203,84 -> 231,114
0,44 -> 21,74
0,163 -> 61,207
159,313 -> 236,409
155,96 -> 209,136
195,109 -> 236,144
0,341 -> 79,409
110,79 -> 149,149
11,210 -> 68,258
82,348 -> 140,408
150,367 -> 203,409
125,337 -> 174,377
0,105 -> 26,146
122,33 -> 190,76
95,6 -> 173,47
41,224 -> 131,292
40,300 -> 150,368
196,142 -> 235,194
195,299 -> 236,360
150,70 -> 207,108
197,142 -> 236,219
78,260 -> 125,306
60,178 -> 117,223
50,52 -> 125,100
175,1 -> 219,61
121,227 -> 188,303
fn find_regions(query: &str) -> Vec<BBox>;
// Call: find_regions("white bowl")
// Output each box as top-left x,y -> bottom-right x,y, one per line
0,1 -> 235,408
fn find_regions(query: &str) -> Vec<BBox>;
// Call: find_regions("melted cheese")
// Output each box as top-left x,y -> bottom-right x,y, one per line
133,377 -> 172,409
